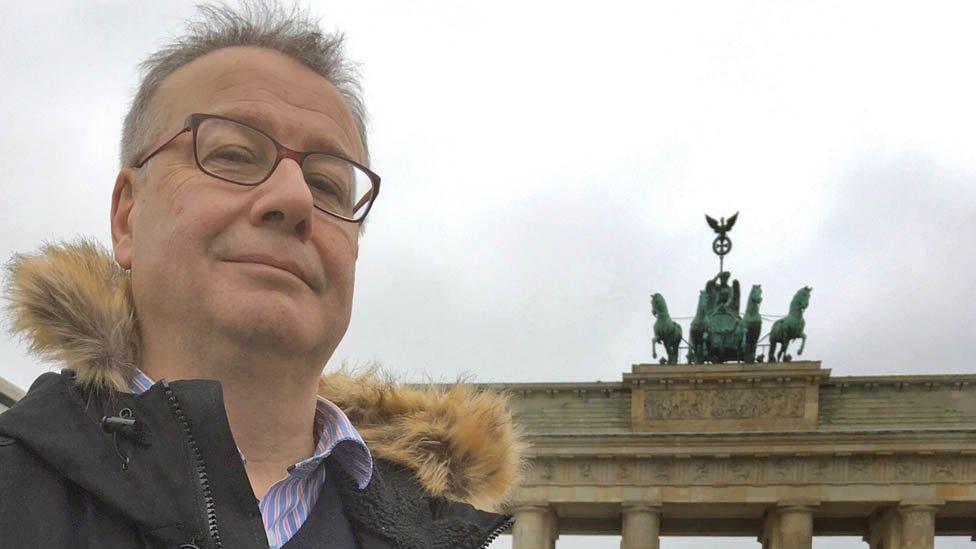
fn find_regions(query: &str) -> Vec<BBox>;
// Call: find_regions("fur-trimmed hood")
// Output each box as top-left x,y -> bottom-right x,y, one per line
2,238 -> 525,511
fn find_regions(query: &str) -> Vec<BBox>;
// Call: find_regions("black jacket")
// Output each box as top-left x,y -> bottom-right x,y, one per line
0,240 -> 525,548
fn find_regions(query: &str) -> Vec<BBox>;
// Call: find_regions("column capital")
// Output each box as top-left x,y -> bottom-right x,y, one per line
897,499 -> 944,510
621,502 -> 663,514
776,501 -> 820,513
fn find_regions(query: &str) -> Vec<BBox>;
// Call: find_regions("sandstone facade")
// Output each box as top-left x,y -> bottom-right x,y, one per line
494,361 -> 976,548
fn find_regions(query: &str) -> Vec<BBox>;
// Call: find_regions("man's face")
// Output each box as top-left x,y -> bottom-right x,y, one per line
111,46 -> 364,366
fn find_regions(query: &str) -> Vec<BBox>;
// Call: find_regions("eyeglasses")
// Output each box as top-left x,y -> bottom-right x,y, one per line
134,113 -> 380,223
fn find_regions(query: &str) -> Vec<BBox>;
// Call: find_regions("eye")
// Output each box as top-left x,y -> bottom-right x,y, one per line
308,176 -> 342,197
211,147 -> 258,164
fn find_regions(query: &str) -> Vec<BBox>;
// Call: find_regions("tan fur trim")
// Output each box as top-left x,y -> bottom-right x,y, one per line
319,367 -> 527,511
2,239 -> 526,508
3,238 -> 139,395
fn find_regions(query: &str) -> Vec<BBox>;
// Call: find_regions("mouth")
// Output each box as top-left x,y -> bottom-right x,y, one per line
225,254 -> 311,288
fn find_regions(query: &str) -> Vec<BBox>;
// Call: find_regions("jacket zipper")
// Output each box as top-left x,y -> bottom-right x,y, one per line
478,514 -> 514,549
162,381 -> 224,549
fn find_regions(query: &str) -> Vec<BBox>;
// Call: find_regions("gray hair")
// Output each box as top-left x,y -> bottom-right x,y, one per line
119,0 -> 369,170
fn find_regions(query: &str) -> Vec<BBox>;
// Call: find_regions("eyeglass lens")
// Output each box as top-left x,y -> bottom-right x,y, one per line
195,117 -> 373,221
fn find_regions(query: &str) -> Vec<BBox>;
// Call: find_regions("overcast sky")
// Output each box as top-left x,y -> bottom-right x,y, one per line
2,1 -> 974,547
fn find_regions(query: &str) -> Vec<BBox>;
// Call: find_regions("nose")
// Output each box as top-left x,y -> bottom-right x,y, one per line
249,158 -> 314,240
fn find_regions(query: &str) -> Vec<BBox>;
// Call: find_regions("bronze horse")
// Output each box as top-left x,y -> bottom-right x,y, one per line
768,286 -> 812,362
651,293 -> 682,365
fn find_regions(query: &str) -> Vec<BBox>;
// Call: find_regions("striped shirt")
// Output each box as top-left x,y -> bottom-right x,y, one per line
129,369 -> 373,548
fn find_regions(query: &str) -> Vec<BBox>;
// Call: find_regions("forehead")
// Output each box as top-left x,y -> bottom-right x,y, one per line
153,46 -> 363,162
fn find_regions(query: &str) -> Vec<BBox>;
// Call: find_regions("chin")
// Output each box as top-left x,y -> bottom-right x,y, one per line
207,277 -> 349,352
223,320 -> 332,361
213,300 -> 326,351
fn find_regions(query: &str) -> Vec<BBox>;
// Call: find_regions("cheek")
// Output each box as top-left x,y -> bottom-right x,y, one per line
319,228 -> 359,302
136,175 -> 227,271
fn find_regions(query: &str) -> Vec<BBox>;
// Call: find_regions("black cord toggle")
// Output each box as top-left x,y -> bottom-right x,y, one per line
101,415 -> 137,433
101,408 -> 150,471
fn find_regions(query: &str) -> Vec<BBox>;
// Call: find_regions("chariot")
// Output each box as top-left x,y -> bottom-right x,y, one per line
703,306 -> 745,363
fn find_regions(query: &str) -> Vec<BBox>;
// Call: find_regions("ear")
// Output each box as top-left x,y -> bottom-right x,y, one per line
110,168 -> 139,269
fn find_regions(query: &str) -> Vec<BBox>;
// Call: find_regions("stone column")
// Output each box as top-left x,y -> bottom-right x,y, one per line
897,504 -> 938,549
512,505 -> 555,549
760,508 -> 781,549
865,507 -> 900,549
547,507 -> 559,549
777,503 -> 815,549
620,503 -> 661,549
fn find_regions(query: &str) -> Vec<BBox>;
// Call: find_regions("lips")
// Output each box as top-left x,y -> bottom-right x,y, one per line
226,254 -> 311,288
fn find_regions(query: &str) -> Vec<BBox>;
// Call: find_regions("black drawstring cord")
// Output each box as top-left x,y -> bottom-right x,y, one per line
101,407 -> 148,471
113,431 -> 130,471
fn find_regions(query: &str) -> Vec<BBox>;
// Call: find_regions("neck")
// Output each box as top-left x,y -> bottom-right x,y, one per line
138,327 -> 323,499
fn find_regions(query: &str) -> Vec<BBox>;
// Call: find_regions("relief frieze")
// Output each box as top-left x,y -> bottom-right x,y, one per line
690,460 -> 710,483
652,460 -> 673,481
524,454 -> 976,487
809,456 -> 831,480
934,460 -> 955,479
727,459 -> 752,481
644,387 -> 805,420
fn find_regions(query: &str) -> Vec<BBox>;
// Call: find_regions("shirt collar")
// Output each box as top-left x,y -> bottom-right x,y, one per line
127,368 -> 373,489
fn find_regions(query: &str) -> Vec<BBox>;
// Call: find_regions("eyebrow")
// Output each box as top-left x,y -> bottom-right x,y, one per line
210,107 -> 354,160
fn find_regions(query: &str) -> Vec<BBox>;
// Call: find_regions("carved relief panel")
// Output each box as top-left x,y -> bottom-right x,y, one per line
627,362 -> 826,432
645,387 -> 805,420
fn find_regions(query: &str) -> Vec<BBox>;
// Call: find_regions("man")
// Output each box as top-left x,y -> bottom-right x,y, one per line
0,2 -> 523,548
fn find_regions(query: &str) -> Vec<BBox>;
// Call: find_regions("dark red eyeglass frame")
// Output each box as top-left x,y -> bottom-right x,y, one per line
134,112 -> 380,223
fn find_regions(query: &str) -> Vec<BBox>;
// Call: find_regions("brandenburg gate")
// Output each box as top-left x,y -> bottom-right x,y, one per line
498,214 -> 976,548
496,361 -> 976,548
